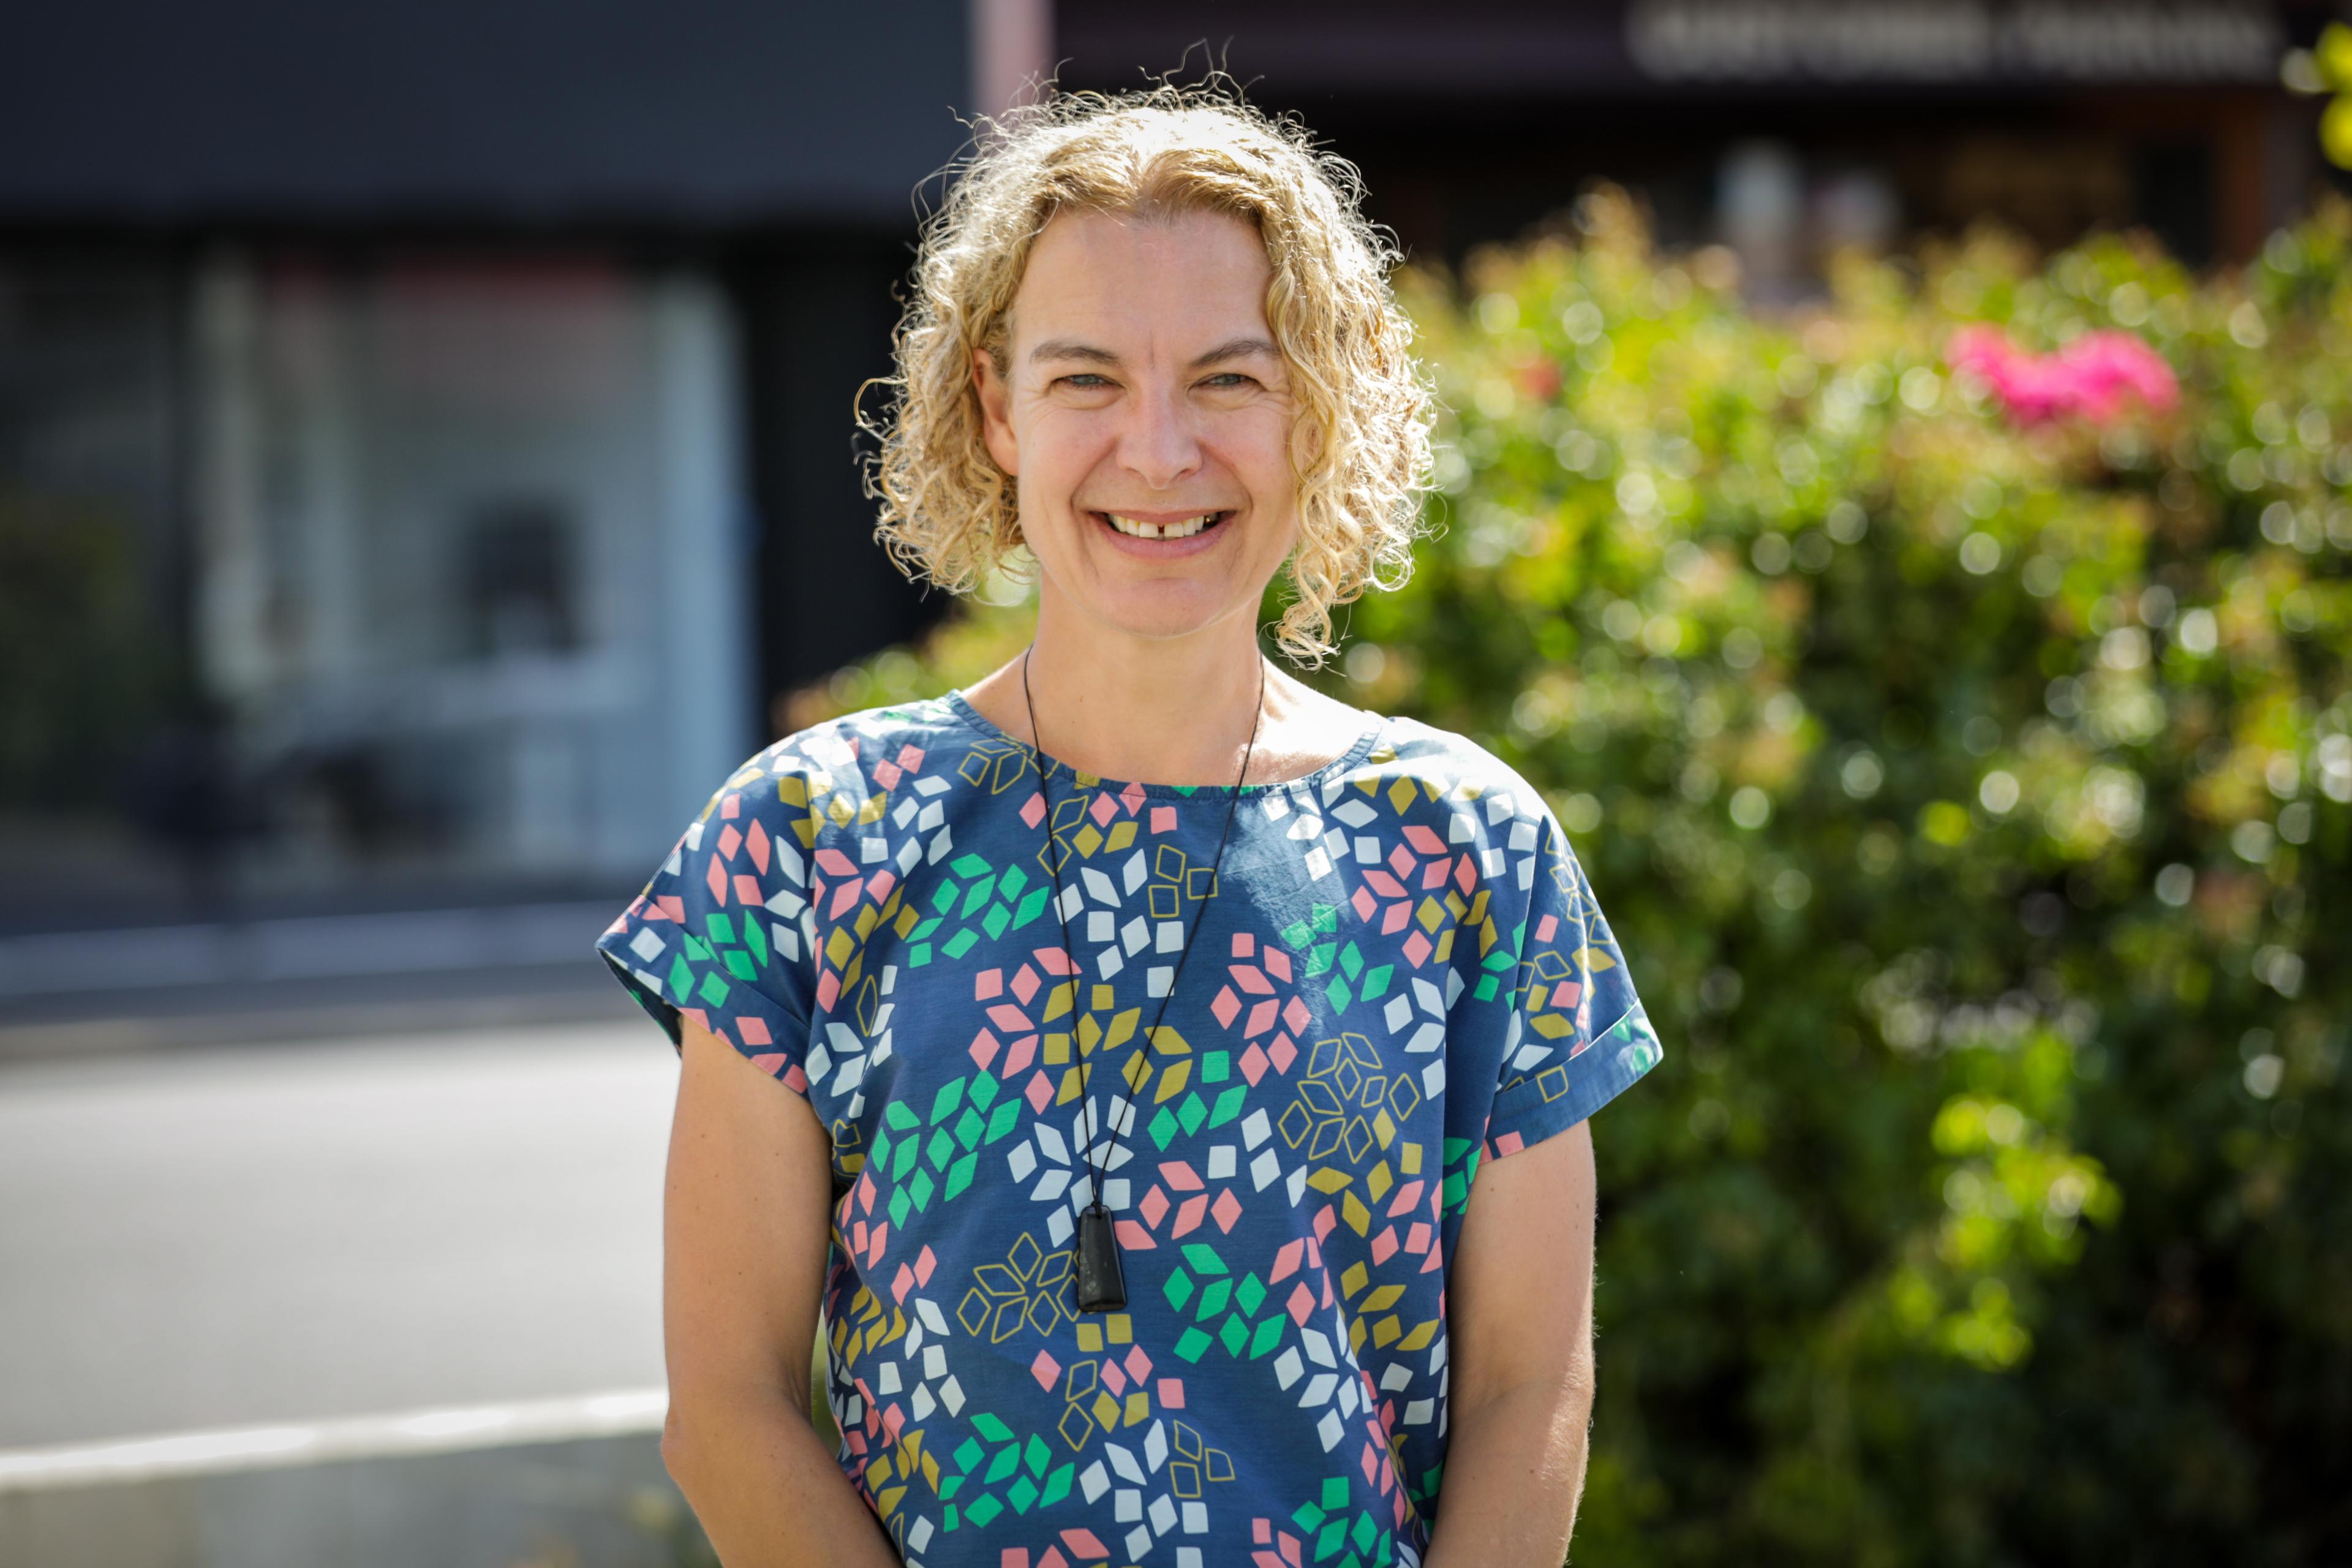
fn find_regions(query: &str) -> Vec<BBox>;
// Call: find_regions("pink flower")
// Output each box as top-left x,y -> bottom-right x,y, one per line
1945,324 -> 2177,426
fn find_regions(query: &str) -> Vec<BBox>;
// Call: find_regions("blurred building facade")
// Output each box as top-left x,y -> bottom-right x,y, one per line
0,0 -> 999,941
0,0 -> 2339,953
1060,0 -> 2342,280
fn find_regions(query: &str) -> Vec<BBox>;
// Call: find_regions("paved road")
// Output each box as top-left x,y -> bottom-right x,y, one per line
0,1020 -> 678,1449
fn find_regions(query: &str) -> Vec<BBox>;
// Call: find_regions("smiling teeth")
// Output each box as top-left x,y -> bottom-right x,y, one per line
1107,513 -> 1216,540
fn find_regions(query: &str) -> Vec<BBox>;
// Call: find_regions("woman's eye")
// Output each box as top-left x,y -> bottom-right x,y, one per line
1202,372 -> 1252,389
1059,373 -> 1110,389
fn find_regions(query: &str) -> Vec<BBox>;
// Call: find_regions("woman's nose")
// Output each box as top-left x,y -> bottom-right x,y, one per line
1118,382 -> 1204,488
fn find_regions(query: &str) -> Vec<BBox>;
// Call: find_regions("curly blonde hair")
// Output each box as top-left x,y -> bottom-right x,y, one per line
861,82 -> 1435,666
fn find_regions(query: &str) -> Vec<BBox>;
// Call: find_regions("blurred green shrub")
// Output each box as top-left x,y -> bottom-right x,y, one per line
798,190 -> 2351,1565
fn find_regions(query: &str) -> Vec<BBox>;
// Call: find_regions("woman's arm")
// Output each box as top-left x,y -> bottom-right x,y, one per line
660,1017 -> 902,1567
1420,1118 -> 1600,1568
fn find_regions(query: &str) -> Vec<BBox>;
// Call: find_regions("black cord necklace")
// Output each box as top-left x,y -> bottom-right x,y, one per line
1020,647 -> 1267,1313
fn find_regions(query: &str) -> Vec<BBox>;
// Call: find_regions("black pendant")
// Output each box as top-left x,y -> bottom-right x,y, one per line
1074,1200 -> 1127,1313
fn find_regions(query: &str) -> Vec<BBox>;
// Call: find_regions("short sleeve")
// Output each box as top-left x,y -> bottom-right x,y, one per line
1482,813 -> 1664,1159
594,760 -> 818,1099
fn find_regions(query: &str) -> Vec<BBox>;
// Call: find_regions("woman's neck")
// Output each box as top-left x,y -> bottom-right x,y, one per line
959,594 -> 1370,789
1017,598 -> 1267,786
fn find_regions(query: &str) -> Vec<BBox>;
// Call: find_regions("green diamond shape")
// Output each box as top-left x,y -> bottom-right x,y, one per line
1148,1104 -> 1180,1149
944,1150 -> 978,1200
1177,1092 -> 1208,1135
1164,1267 -> 1194,1311
1174,1327 -> 1215,1363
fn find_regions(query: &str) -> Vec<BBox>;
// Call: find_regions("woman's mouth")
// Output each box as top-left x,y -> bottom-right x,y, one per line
1094,510 -> 1229,541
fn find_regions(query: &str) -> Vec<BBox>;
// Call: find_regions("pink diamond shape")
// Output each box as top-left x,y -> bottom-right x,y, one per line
1150,805 -> 1176,833
1120,781 -> 1147,816
1403,931 -> 1432,967
1240,1043 -> 1268,1085
1211,1191 -> 1243,1232
1020,791 -> 1046,827
1139,1185 -> 1170,1227
1287,1281 -> 1316,1324
1102,1361 -> 1126,1395
1026,1071 -> 1054,1112
1268,1035 -> 1297,1074
1210,987 -> 1241,1028
1089,791 -> 1117,826
1283,997 -> 1311,1033
1124,1344 -> 1153,1381
1156,1377 -> 1184,1408
1031,1348 -> 1061,1390
1011,965 -> 1041,1005
1264,948 -> 1292,982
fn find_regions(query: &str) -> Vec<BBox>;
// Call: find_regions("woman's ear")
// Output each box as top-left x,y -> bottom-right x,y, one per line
973,347 -> 1020,477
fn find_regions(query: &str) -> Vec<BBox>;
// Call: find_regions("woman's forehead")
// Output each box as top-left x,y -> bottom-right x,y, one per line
1006,207 -> 1272,352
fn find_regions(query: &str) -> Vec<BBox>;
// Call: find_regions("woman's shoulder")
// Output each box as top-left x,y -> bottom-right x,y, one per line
1339,712 -> 1553,829
692,695 -> 1001,846
737,695 -> 984,791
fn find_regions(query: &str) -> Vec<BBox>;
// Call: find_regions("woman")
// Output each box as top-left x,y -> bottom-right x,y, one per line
597,85 -> 1664,1568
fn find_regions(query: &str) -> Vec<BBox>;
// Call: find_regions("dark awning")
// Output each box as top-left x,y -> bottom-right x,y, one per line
0,0 -> 971,224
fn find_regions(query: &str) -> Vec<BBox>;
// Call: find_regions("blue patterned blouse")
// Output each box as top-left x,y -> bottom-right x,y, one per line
596,691 -> 1663,1568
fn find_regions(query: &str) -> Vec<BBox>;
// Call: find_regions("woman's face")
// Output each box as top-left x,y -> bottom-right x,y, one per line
974,206 -> 1298,647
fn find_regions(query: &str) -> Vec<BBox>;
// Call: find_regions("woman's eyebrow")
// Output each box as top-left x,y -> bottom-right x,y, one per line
1028,339 -> 1120,365
1188,336 -> 1279,370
